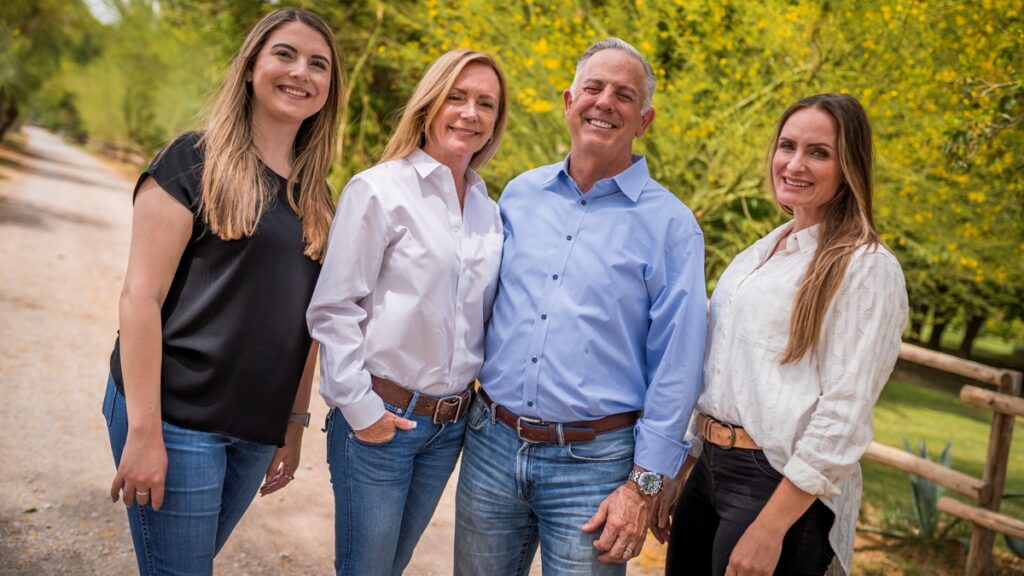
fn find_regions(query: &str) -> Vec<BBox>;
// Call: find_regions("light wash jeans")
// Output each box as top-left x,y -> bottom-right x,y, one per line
454,394 -> 634,576
103,376 -> 276,576
325,396 -> 466,576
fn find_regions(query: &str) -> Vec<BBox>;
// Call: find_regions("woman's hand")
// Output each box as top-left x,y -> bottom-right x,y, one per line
110,427 -> 167,509
725,521 -> 785,576
353,411 -> 416,444
260,423 -> 304,496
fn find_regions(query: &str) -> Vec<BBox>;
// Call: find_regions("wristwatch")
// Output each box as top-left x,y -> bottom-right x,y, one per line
628,468 -> 664,496
288,412 -> 311,428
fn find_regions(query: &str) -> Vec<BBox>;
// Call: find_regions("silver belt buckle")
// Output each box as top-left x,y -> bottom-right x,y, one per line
515,415 -> 544,442
433,394 -> 465,425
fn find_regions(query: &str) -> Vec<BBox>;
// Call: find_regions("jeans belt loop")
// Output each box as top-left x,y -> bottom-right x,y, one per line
555,423 -> 566,447
406,390 -> 421,417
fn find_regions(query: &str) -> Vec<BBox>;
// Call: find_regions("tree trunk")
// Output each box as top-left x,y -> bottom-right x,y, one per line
0,98 -> 19,141
929,320 -> 950,349
959,315 -> 987,358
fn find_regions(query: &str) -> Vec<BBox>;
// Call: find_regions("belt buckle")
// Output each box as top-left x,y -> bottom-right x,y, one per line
433,394 -> 465,425
515,415 -> 544,443
720,421 -> 737,450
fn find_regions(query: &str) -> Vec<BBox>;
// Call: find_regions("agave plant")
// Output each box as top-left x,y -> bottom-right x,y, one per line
902,436 -> 954,540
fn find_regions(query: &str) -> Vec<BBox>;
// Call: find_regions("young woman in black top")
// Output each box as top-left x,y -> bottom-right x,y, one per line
102,9 -> 343,573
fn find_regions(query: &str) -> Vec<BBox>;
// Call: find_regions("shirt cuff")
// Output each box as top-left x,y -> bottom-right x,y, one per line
633,420 -> 690,478
781,454 -> 840,499
339,392 -> 387,431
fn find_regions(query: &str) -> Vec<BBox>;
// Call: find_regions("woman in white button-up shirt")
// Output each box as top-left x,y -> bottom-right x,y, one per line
666,94 -> 908,576
306,50 -> 508,576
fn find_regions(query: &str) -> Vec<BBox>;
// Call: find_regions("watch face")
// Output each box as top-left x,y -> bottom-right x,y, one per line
634,471 -> 662,494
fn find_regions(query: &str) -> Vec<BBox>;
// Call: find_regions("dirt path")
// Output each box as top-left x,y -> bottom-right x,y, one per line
0,127 -> 664,575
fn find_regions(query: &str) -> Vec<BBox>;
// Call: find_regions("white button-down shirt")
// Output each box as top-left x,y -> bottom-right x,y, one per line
688,222 -> 908,576
307,149 -> 502,430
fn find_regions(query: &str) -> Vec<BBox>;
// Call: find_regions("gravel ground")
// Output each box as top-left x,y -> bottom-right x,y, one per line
0,127 -> 664,575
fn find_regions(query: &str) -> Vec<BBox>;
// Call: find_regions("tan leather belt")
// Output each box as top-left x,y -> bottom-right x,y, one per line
697,413 -> 760,450
479,388 -> 639,444
371,376 -> 471,424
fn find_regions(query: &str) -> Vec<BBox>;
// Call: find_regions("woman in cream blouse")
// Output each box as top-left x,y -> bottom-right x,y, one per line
666,94 -> 908,576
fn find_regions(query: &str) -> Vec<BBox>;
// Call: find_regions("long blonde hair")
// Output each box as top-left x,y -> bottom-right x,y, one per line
768,94 -> 883,364
199,9 -> 344,261
380,49 -> 508,171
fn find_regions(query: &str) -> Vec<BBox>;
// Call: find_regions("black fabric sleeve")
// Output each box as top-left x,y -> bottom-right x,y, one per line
132,131 -> 204,212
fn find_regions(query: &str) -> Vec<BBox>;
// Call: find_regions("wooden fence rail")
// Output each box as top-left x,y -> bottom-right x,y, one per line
862,342 -> 1023,575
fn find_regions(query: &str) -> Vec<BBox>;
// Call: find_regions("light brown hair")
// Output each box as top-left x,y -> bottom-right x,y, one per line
198,9 -> 344,261
380,49 -> 508,171
768,93 -> 883,364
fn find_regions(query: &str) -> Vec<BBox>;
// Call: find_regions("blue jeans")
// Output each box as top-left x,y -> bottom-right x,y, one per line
103,376 -> 276,576
326,396 -> 466,576
454,394 -> 634,576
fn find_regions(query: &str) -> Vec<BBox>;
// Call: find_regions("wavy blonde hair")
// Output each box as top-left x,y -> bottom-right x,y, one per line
380,49 -> 508,171
198,9 -> 344,261
768,94 -> 883,364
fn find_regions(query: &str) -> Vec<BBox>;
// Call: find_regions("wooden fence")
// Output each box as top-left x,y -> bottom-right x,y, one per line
864,342 -> 1023,575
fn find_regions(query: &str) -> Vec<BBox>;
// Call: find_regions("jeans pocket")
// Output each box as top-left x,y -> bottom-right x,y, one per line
566,428 -> 635,462
466,394 -> 491,432
749,449 -> 784,481
102,375 -> 117,428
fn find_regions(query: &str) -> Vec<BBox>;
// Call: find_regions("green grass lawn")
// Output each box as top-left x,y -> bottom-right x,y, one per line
861,377 -> 1024,571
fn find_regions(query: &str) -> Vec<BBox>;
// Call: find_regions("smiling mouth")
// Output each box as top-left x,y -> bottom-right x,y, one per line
449,127 -> 480,137
783,177 -> 812,188
586,118 -> 615,129
279,86 -> 310,98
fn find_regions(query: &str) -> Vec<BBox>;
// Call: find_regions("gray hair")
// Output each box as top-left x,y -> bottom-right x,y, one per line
569,38 -> 657,113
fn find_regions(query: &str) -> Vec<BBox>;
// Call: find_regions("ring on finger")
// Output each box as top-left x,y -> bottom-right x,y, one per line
624,545 -> 634,556
284,474 -> 295,480
136,489 -> 150,496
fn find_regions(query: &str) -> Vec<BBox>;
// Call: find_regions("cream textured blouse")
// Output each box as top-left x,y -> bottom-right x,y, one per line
686,222 -> 908,576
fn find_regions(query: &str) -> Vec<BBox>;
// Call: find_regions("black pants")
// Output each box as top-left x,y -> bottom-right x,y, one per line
666,445 -> 835,576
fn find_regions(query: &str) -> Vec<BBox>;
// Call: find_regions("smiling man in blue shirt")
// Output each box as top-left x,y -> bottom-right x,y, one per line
454,38 -> 707,575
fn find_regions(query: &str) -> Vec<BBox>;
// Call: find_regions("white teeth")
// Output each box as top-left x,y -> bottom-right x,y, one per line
587,119 -> 614,129
784,177 -> 811,188
281,86 -> 308,97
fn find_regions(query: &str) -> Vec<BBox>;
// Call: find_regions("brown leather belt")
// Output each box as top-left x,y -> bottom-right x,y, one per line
371,376 -> 471,424
479,388 -> 639,444
696,413 -> 760,450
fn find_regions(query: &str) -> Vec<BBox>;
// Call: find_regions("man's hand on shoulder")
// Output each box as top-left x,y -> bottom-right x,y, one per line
581,467 -> 659,563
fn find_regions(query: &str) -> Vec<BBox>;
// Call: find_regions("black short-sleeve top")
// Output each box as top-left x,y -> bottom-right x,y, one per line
110,132 -> 322,446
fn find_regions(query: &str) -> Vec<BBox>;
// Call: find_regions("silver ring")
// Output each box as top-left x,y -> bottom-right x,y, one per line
625,546 -> 634,556
136,490 -> 150,496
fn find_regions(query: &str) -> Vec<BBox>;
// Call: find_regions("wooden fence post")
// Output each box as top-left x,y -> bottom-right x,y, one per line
964,371 -> 1023,576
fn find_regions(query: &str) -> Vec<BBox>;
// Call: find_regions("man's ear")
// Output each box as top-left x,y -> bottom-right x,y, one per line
563,89 -> 574,120
636,108 -> 655,138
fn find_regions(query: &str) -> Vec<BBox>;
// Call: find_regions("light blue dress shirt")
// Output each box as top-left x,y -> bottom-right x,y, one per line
480,155 -> 707,477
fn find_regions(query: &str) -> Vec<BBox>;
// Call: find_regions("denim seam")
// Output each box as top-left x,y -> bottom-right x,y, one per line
748,449 -> 783,481
137,505 -> 156,575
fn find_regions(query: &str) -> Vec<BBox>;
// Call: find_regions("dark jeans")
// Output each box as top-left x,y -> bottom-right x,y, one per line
666,444 -> 835,576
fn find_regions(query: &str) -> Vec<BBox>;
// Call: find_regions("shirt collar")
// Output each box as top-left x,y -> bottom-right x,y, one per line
408,147 -> 485,197
546,153 -> 650,203
763,221 -> 821,256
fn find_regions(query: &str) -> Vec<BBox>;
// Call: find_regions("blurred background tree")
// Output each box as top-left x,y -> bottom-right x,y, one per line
9,0 -> 1023,359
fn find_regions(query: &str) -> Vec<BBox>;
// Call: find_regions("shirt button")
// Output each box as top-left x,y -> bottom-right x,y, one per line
527,401 -> 534,407
531,357 -> 538,363
566,235 -> 572,241
452,226 -> 461,233
581,200 -> 588,206
552,274 -> 558,280
541,314 -> 547,320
